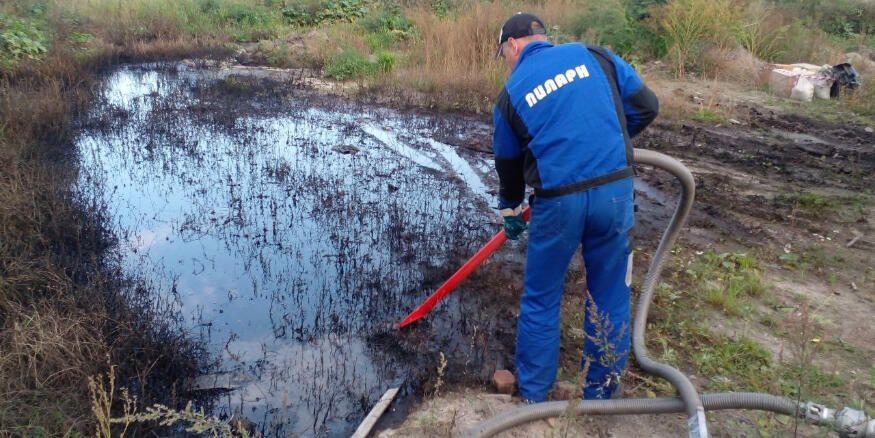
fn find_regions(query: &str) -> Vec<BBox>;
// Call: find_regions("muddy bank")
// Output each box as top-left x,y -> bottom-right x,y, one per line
637,108 -> 874,248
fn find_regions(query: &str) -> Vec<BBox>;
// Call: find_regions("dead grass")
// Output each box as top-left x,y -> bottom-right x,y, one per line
0,7 -> 215,436
399,0 -> 506,105
701,46 -> 767,86
645,72 -> 754,122
393,0 -> 594,110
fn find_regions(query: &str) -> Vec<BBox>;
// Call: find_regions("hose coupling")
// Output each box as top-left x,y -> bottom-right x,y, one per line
834,407 -> 872,438
802,401 -> 836,425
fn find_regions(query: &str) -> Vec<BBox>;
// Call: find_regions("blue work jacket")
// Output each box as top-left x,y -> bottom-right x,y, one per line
493,41 -> 658,209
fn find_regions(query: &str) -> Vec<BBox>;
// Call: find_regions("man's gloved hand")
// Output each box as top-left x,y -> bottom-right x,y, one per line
500,206 -> 527,240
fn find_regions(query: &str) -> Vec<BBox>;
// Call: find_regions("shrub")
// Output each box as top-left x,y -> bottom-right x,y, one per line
773,18 -> 844,64
431,0 -> 451,18
282,1 -> 323,26
624,0 -> 668,59
567,0 -> 634,54
815,0 -> 875,38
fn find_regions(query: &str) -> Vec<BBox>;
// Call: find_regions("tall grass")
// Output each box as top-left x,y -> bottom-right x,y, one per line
402,0 -> 505,101
397,0 -> 589,109
658,0 -> 742,78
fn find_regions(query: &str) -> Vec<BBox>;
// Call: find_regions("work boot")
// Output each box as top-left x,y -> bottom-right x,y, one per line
610,382 -> 624,399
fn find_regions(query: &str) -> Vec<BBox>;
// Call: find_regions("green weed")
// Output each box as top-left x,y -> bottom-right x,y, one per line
779,365 -> 845,398
735,1 -> 790,62
375,50 -> 395,73
760,313 -> 781,329
693,335 -> 773,391
324,47 -> 372,80
688,250 -> 768,316
809,0 -> 875,38
845,73 -> 875,117
431,0 -> 450,18
779,244 -> 845,275
68,31 -> 93,44
657,0 -> 740,78
779,191 -> 836,212
365,31 -> 395,51
691,108 -> 728,124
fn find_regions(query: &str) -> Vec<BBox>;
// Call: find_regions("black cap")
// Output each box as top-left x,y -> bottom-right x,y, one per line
497,12 -> 547,58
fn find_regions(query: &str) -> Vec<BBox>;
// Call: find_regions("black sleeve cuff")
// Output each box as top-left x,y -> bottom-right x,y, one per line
495,155 -> 525,206
627,85 -> 659,137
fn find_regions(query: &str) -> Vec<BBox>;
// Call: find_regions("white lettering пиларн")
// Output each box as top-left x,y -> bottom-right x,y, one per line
525,64 -> 591,108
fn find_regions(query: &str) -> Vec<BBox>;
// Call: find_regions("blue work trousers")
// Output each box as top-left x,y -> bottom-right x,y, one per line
516,177 -> 634,402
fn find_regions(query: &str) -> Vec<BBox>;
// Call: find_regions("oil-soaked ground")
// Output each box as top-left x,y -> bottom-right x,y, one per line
75,64 -> 509,436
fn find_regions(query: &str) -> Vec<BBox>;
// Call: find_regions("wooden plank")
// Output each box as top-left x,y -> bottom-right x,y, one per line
351,387 -> 400,438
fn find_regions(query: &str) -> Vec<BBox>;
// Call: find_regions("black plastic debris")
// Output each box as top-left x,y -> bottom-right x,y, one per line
830,63 -> 861,98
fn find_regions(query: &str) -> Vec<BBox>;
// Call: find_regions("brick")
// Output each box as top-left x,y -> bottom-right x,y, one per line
492,370 -> 516,395
551,381 -> 580,400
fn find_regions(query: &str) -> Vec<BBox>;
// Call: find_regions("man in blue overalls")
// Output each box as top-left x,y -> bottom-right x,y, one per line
493,12 -> 659,402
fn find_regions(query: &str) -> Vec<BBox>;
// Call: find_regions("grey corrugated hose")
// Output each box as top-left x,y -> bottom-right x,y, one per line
464,150 -> 838,438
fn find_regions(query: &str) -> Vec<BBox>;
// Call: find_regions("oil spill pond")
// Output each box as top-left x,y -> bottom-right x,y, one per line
76,64 -> 500,436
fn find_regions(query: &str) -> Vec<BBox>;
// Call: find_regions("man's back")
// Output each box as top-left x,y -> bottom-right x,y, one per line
506,41 -> 627,183
493,41 -> 654,203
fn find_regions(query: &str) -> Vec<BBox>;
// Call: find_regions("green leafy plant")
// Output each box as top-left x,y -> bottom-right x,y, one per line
360,6 -> 414,41
0,13 -> 48,65
431,0 -> 451,18
283,0 -> 368,27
